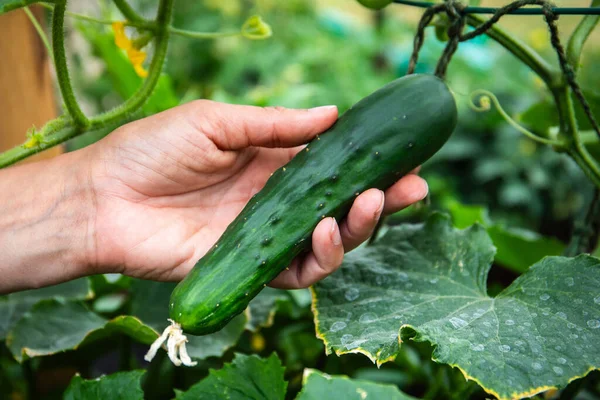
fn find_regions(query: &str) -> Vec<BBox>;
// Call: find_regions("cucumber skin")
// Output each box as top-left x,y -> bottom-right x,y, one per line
170,74 -> 457,335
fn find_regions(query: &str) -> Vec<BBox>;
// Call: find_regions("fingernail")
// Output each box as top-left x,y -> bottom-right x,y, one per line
418,180 -> 429,200
309,105 -> 337,113
375,190 -> 385,218
330,218 -> 342,246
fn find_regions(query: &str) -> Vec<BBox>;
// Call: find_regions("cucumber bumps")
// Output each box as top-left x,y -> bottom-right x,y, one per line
170,74 -> 457,335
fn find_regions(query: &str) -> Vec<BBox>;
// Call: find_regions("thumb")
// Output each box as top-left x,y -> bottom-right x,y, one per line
199,101 -> 338,150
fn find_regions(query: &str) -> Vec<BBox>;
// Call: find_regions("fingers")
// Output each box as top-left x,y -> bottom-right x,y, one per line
270,176 -> 429,289
339,189 -> 385,252
382,173 -> 428,214
195,100 -> 338,150
269,217 -> 344,289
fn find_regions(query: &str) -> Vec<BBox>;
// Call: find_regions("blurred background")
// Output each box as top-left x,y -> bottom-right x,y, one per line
0,1 -> 599,398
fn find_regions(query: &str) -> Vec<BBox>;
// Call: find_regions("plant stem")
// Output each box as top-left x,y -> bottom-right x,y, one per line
553,86 -> 600,185
23,6 -> 54,64
1,0 -> 46,13
567,0 -> 600,72
88,0 -> 173,129
564,187 -> 600,256
470,89 -> 565,147
169,27 -> 241,39
52,0 -> 89,127
465,14 -> 558,87
113,0 -> 146,23
0,0 -> 174,169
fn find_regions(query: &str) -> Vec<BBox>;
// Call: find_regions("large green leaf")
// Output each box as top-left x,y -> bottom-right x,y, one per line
63,370 -> 145,400
6,299 -> 155,362
175,353 -> 287,400
312,214 -> 600,400
297,369 -> 417,400
130,280 -> 247,360
0,279 -> 92,339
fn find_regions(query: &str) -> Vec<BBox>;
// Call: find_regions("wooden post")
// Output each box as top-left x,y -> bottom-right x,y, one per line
0,7 -> 62,163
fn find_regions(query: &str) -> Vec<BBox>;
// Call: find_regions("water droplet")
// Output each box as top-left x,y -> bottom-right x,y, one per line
557,357 -> 567,365
406,142 -> 414,149
402,115 -> 407,119
515,340 -> 525,347
532,362 -> 543,370
341,334 -> 354,346
448,317 -> 468,329
567,322 -> 576,329
594,296 -> 600,304
565,277 -> 575,286
330,321 -> 347,332
470,344 -> 484,352
556,312 -> 567,319
359,313 -> 377,324
540,294 -> 550,301
505,319 -> 515,326
498,345 -> 511,353
569,333 -> 579,339
429,278 -> 439,284
398,272 -> 409,282
553,366 -> 564,376
345,288 -> 360,302
587,319 -> 600,329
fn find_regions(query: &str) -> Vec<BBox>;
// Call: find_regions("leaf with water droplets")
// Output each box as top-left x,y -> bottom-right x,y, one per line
297,369 -> 418,400
312,213 -> 600,400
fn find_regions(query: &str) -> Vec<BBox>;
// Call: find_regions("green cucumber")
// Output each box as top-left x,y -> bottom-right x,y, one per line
170,74 -> 457,335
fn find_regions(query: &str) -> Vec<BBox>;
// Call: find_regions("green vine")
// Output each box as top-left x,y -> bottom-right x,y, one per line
52,0 -> 88,128
0,0 -> 274,168
23,6 -> 54,64
566,0 -> 600,71
113,0 -> 146,24
469,89 -> 565,147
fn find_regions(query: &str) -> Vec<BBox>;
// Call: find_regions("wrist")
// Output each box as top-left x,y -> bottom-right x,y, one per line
0,149 -> 96,293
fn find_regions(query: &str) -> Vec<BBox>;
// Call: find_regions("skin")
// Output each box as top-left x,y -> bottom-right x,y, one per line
0,100 -> 428,294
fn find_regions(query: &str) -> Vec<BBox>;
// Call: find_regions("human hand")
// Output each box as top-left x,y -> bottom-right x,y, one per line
84,101 -> 428,288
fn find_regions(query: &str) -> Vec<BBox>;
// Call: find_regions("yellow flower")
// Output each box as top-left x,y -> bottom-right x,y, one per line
112,21 -> 149,78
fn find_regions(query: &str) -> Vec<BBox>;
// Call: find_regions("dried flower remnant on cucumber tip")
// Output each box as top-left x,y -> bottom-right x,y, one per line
145,319 -> 197,367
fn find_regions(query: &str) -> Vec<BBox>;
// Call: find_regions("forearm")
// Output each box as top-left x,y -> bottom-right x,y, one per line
0,150 -> 94,294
